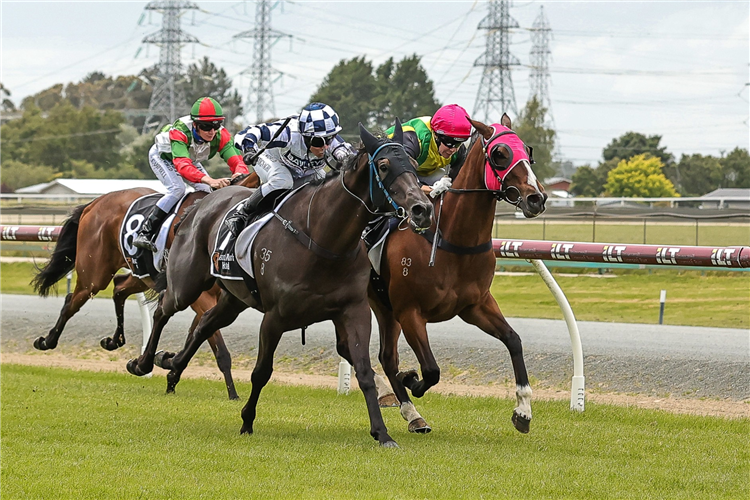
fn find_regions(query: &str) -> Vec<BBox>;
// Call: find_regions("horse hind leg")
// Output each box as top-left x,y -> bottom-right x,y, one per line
459,295 -> 532,434
101,273 -> 149,351
34,267 -> 114,351
370,297 -> 430,433
194,290 -> 239,400
162,289 -> 245,398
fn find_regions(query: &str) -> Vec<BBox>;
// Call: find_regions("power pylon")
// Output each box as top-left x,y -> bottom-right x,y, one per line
529,5 -> 553,124
141,0 -> 200,134
234,0 -> 288,123
473,0 -> 520,121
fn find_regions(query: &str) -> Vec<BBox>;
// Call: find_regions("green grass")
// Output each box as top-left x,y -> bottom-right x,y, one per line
493,221 -> 750,247
492,269 -> 750,328
1,364 -> 747,499
3,262 -> 748,328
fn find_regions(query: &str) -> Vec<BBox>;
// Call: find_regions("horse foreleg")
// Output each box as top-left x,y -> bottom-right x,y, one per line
241,314 -> 284,436
397,309 -> 440,399
163,289 -> 246,396
334,304 -> 397,447
101,273 -> 148,351
126,291 -> 175,377
459,294 -> 532,434
369,297 -> 406,408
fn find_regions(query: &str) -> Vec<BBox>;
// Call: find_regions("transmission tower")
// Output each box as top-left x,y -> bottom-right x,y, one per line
473,0 -> 520,121
529,5 -> 553,124
141,0 -> 199,134
234,0 -> 288,123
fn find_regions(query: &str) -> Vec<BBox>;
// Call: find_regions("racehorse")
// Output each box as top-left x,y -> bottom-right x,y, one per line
127,122 -> 433,447
30,173 -> 259,400
370,114 -> 547,434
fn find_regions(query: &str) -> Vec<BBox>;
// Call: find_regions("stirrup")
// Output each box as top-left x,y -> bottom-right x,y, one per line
225,215 -> 247,237
133,233 -> 157,252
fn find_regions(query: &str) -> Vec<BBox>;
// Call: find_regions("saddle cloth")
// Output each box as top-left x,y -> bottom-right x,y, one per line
211,187 -> 302,281
362,216 -> 401,275
119,193 -> 190,279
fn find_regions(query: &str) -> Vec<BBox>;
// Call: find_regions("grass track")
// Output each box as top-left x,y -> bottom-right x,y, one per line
2,365 -> 748,499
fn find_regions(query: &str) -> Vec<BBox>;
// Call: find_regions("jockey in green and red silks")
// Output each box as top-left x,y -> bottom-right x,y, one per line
133,97 -> 250,253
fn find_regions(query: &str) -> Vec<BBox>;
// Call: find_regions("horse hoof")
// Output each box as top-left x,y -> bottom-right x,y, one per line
100,337 -> 118,351
512,411 -> 531,434
240,424 -> 253,435
408,418 -> 431,434
396,370 -> 419,389
380,440 -> 400,449
228,392 -> 240,401
378,394 -> 400,408
126,359 -> 150,377
33,337 -> 47,351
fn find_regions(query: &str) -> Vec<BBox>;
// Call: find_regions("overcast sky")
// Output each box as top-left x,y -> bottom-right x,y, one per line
1,0 -> 748,167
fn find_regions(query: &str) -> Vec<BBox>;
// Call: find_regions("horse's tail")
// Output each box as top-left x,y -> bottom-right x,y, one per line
31,202 -> 90,297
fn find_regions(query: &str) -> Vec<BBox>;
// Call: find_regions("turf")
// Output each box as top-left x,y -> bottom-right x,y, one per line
1,364 -> 747,499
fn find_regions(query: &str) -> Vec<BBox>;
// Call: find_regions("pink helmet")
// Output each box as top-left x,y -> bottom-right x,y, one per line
431,104 -> 472,139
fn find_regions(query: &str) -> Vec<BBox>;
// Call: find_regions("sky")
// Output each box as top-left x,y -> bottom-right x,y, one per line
1,0 -> 748,168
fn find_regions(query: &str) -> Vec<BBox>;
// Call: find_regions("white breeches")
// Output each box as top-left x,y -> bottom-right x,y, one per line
148,145 -> 210,212
254,154 -> 325,196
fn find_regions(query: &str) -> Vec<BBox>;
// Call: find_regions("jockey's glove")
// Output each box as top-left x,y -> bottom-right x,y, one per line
429,176 -> 452,198
242,147 -> 261,166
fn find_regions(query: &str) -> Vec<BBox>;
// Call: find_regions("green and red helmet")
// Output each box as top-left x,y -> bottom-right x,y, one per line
190,97 -> 224,122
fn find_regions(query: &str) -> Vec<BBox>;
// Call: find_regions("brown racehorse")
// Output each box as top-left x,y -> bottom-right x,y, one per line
30,173 -> 259,400
370,114 -> 547,434
127,122 -> 433,447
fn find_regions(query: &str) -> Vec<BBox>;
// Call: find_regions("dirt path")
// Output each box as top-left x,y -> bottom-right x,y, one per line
3,352 -> 747,420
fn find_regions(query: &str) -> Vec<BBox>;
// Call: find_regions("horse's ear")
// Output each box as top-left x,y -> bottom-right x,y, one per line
391,118 -> 404,144
501,113 -> 512,129
469,118 -> 493,140
359,122 -> 380,155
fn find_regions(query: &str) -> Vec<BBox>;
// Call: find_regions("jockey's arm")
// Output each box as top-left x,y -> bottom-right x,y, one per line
216,128 -> 250,178
235,120 -> 291,157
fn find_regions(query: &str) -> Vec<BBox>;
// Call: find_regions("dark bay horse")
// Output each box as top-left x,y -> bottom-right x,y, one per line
127,122 -> 433,447
370,114 -> 547,434
30,173 -> 260,400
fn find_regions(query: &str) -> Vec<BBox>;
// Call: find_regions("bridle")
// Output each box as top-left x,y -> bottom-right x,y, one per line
340,141 -> 417,220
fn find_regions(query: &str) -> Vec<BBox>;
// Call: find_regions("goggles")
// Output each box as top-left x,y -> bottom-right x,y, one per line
309,135 -> 335,148
436,134 -> 467,149
195,120 -> 223,131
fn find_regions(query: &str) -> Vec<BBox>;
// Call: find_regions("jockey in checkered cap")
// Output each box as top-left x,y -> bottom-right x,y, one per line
226,102 -> 355,236
134,97 -> 250,252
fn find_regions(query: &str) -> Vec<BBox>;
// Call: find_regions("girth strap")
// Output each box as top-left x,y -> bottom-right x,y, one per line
273,212 -> 361,261
419,229 -> 492,255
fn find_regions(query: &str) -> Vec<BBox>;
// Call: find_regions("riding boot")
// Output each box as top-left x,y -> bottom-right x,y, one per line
225,189 -> 265,236
133,206 -> 169,253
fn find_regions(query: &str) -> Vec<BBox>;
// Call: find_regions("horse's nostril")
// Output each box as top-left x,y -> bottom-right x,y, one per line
413,204 -> 426,217
527,194 -> 545,209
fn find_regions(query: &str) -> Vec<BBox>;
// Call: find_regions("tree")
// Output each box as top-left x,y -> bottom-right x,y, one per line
1,82 -> 16,112
181,57 -> 243,126
515,97 -> 556,182
602,131 -> 674,166
310,57 -> 377,139
371,55 -> 440,130
604,154 -> 679,197
0,159 -> 56,191
569,158 -> 618,197
671,153 -> 723,196
719,147 -> 750,188
310,55 -> 440,139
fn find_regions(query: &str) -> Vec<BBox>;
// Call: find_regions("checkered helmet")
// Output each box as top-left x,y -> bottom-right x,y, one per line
298,102 -> 342,137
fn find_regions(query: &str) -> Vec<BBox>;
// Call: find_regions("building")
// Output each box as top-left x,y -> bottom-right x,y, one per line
699,188 -> 750,209
15,178 -> 167,195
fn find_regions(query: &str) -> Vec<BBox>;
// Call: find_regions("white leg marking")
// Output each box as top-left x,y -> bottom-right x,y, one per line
515,384 -> 533,420
374,373 -> 395,399
400,401 -> 423,423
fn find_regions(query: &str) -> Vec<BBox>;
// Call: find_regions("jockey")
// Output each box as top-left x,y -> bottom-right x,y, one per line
133,97 -> 250,252
386,103 -> 472,198
225,102 -> 355,236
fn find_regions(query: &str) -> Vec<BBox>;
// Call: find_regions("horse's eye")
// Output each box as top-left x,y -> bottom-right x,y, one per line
378,160 -> 389,173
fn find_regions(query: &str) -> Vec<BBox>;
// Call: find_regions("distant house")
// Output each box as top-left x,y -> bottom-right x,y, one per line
544,177 -> 572,193
699,188 -> 750,209
15,178 -> 167,196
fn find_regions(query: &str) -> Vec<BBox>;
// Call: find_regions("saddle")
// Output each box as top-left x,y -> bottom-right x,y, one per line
120,193 -> 189,279
362,216 -> 401,311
